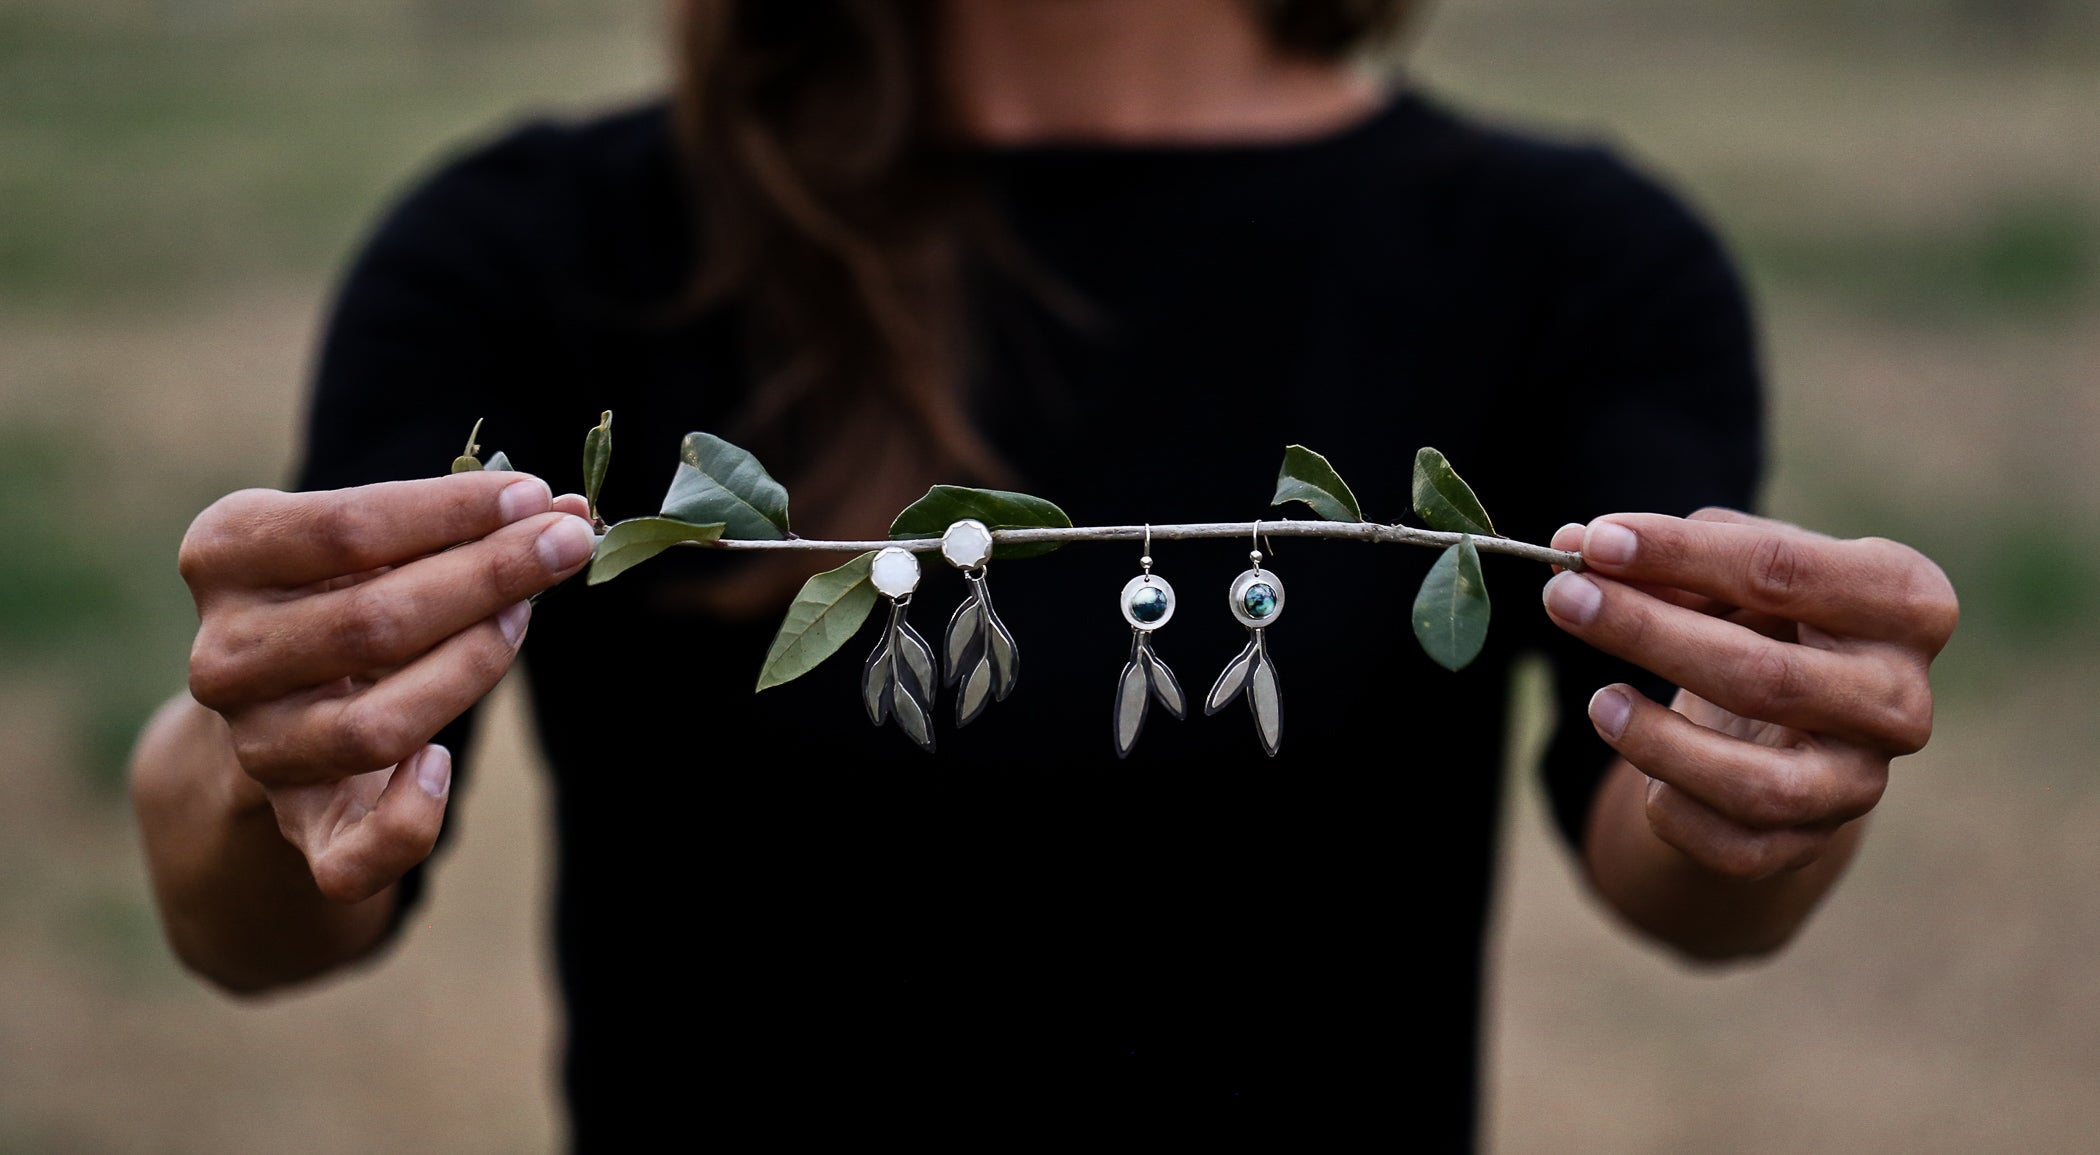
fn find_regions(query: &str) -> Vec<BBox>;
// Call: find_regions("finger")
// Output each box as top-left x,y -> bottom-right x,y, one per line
552,492 -> 591,519
1558,521 -> 1731,614
1587,684 -> 1886,829
228,603 -> 529,783
1576,512 -> 1959,650
300,745 -> 453,904
311,564 -> 397,596
1641,778 -> 1836,882
192,514 -> 588,706
180,472 -> 555,593
1687,505 -> 1798,532
1714,604 -> 1800,643
1550,522 -> 1583,568
1686,509 -> 1868,633
1543,572 -> 1933,752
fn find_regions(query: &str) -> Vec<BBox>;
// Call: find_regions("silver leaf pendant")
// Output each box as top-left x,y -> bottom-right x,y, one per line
940,520 -> 1017,729
864,547 -> 937,752
1112,570 -> 1184,758
1205,564 -> 1286,757
943,569 -> 1019,728
1113,632 -> 1188,758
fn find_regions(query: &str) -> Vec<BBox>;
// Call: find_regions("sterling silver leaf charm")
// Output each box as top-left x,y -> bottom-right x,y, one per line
863,547 -> 937,752
1113,631 -> 1187,758
941,519 -> 1018,728
1205,553 -> 1286,757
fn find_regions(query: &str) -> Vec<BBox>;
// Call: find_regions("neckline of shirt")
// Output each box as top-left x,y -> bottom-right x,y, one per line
950,86 -> 1423,167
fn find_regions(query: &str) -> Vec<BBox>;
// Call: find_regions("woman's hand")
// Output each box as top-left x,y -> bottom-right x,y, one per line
178,471 -> 595,903
1538,508 -> 1957,951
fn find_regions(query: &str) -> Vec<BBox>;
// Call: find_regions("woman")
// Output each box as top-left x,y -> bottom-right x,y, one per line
130,1 -> 1956,1146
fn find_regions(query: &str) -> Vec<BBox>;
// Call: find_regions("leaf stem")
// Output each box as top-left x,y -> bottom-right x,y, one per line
688,521 -> 1584,570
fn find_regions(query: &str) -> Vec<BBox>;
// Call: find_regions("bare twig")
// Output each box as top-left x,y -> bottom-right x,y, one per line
690,521 -> 1584,570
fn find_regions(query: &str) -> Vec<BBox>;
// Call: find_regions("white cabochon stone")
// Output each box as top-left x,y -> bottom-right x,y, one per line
940,518 -> 994,569
871,546 -> 922,598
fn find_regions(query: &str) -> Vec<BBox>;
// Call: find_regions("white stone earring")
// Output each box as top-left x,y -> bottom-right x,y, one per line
863,546 -> 937,752
940,518 -> 1018,728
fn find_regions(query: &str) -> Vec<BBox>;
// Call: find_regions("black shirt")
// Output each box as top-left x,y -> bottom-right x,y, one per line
297,89 -> 1760,1149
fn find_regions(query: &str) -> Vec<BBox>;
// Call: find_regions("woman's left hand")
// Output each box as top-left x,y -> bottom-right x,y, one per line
1541,508 -> 1959,883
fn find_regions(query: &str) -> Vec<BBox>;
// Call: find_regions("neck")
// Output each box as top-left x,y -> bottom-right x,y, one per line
936,0 -> 1382,145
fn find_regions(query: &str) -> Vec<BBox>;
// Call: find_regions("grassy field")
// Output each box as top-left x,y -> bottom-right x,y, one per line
3,1 -> 2096,1150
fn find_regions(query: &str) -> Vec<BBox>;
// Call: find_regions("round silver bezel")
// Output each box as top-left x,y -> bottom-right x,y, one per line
1119,573 -> 1177,631
940,518 -> 994,570
1227,568 -> 1285,628
870,546 -> 922,598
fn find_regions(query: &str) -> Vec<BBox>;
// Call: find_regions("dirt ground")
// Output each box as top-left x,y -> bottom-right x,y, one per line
3,3 -> 2097,1151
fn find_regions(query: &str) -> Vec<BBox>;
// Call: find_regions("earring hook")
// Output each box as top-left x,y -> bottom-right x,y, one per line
1141,524 -> 1153,575
1250,520 -> 1263,572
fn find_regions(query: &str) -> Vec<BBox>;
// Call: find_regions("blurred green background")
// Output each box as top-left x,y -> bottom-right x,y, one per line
2,1 -> 2095,1150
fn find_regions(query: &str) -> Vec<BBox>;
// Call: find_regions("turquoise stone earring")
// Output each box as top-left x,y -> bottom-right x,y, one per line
1205,523 -> 1285,757
863,546 -> 937,752
941,518 -> 1019,727
1112,526 -> 1187,758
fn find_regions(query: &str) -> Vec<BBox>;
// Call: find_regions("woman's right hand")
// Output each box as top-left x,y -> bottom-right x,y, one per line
178,471 -> 595,903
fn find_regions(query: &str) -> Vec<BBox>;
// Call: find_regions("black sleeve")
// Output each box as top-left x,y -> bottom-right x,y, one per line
1503,144 -> 1766,852
292,118 -> 572,922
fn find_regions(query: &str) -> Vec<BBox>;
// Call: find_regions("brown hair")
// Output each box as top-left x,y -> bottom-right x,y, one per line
669,0 -> 1410,612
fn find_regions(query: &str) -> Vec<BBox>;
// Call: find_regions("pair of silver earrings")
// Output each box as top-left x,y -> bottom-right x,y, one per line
863,519 -> 1017,752
1112,525 -> 1286,759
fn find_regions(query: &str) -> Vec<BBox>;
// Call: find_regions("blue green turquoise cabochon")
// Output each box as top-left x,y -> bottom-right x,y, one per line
1242,582 -> 1278,619
1227,568 -> 1286,628
1132,585 -> 1169,622
1119,573 -> 1177,631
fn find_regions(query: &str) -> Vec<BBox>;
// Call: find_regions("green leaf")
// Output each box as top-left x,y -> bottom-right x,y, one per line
1412,536 -> 1491,671
1271,444 -> 1363,522
483,450 -> 513,472
756,551 -> 880,691
586,517 -> 725,586
1412,447 -> 1495,536
887,486 -> 1073,559
450,455 -> 482,474
583,410 -> 612,523
662,432 -> 790,540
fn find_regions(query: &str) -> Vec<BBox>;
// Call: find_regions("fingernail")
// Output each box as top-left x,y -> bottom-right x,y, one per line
1589,686 -> 1632,740
416,745 -> 452,799
498,600 -> 531,646
536,516 -> 596,573
499,478 -> 551,524
1543,571 -> 1603,625
1587,521 -> 1637,567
